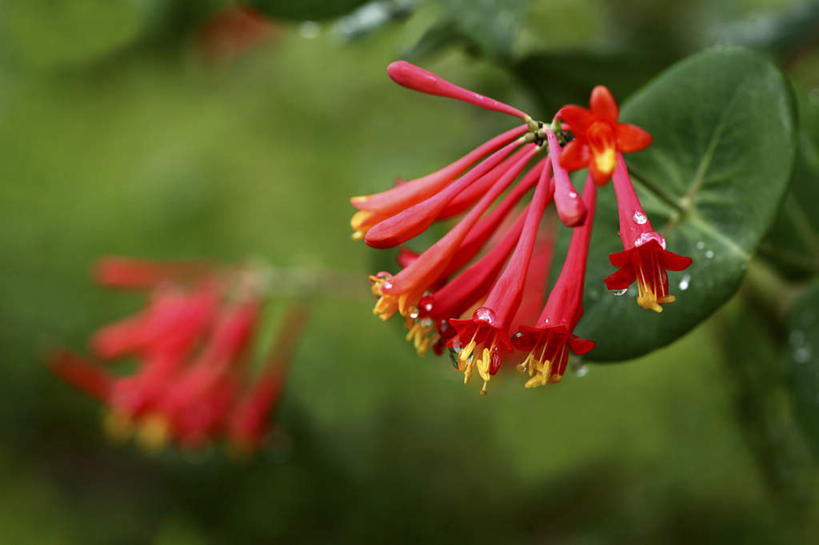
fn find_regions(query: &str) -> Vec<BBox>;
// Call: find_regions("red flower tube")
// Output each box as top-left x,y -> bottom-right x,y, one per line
605,154 -> 692,312
513,175 -> 598,387
448,160 -> 554,393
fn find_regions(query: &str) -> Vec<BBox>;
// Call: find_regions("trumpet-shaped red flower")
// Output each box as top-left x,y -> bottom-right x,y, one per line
558,86 -> 651,185
513,175 -> 598,387
605,155 -> 692,312
49,257 -> 309,454
447,163 -> 554,393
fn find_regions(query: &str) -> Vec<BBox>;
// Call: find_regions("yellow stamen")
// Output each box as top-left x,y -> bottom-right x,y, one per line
594,148 -> 616,175
373,294 -> 399,321
135,413 -> 169,453
350,210 -> 375,240
405,320 -> 438,356
477,348 -> 492,383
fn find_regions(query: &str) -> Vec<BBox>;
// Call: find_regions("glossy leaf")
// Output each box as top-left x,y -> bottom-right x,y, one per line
784,282 -> 819,459
759,85 -> 819,279
437,0 -> 532,57
569,47 -> 796,361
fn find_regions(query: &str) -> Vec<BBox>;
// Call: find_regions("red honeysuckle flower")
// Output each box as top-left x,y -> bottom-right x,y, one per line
447,160 -> 554,393
558,85 -> 651,186
49,257 -> 309,454
605,154 -> 692,312
512,175 -> 598,387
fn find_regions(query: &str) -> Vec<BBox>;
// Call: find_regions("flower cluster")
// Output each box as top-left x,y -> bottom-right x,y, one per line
351,61 -> 692,393
49,257 -> 309,453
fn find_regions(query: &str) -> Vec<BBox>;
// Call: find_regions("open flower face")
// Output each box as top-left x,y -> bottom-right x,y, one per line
558,86 -> 651,185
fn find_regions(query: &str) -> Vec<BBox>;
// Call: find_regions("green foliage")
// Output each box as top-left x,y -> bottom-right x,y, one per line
784,282 -> 819,459
760,85 -> 819,279
247,0 -> 371,21
0,0 -> 152,69
573,47 -> 796,361
513,51 -> 673,118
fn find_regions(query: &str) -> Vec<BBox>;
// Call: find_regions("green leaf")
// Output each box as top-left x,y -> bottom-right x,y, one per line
247,0 -> 370,21
436,0 -> 533,58
759,85 -> 819,279
513,51 -> 674,119
784,282 -> 819,459
400,20 -> 466,62
575,46 -> 796,361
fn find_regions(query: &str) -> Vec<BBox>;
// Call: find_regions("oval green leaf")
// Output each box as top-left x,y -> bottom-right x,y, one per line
575,46 -> 796,361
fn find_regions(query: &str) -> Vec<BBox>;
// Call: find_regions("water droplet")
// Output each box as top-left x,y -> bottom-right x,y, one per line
705,250 -> 714,259
678,274 -> 691,291
381,280 -> 393,290
632,211 -> 647,225
474,307 -> 496,325
794,346 -> 812,364
408,308 -> 419,320
610,288 -> 628,296
569,191 -> 578,198
634,232 -> 666,249
573,364 -> 589,377
696,241 -> 705,250
299,21 -> 320,39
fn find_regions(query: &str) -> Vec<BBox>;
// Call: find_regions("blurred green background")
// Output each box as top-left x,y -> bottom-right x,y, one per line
1,1 -> 818,543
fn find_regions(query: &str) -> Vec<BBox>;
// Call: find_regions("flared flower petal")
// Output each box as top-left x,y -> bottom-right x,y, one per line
558,86 -> 651,185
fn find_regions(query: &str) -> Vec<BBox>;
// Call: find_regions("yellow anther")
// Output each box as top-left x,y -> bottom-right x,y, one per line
477,347 -> 492,383
135,413 -> 169,453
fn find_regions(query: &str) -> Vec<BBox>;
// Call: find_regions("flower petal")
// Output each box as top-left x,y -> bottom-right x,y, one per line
558,105 -> 594,134
608,248 -> 631,267
558,138 -> 590,171
568,337 -> 595,355
604,266 -> 636,290
590,85 -> 618,123
660,250 -> 693,271
615,123 -> 652,153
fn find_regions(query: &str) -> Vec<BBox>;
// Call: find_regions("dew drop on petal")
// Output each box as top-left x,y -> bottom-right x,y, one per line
634,232 -> 666,249
632,211 -> 647,225
610,288 -> 628,296
569,191 -> 578,199
573,363 -> 589,377
678,274 -> 691,291
474,307 -> 496,326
